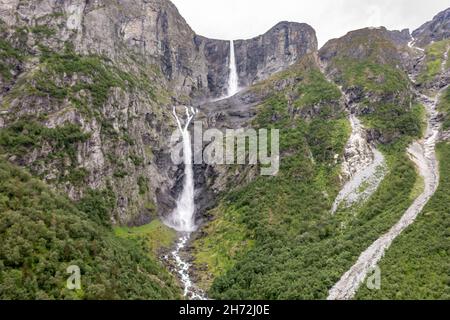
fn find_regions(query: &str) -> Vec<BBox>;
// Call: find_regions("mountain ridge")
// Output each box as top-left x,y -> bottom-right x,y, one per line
0,0 -> 449,300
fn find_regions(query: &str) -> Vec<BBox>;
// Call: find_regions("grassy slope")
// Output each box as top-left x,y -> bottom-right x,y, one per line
114,219 -> 176,255
417,39 -> 450,86
0,157 -> 180,299
324,31 -> 419,142
208,144 -> 419,299
0,38 -> 23,81
356,142 -> 450,299
351,40 -> 450,299
192,54 -> 424,298
440,87 -> 450,130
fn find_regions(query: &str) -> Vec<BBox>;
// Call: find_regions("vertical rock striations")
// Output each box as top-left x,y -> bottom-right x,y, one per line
0,0 -> 318,225
412,7 -> 450,48
234,22 -> 318,87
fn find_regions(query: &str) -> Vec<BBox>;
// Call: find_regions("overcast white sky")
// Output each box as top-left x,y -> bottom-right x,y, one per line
170,0 -> 450,47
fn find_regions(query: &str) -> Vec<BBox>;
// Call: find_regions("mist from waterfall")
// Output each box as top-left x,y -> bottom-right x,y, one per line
167,106 -> 197,232
227,40 -> 239,97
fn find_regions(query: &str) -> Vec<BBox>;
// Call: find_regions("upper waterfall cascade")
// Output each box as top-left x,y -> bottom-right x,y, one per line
227,40 -> 239,97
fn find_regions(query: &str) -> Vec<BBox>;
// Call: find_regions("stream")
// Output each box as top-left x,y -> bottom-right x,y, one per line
331,115 -> 387,214
171,233 -> 207,300
327,40 -> 448,300
319,66 -> 387,214
165,40 -> 240,300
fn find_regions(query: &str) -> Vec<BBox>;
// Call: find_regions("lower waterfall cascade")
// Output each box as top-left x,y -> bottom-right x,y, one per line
164,106 -> 207,300
166,106 -> 197,232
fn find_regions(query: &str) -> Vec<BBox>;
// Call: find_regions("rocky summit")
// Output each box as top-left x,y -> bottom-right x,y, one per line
0,0 -> 449,301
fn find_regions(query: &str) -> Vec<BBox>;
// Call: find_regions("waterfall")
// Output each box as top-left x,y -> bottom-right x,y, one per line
407,36 -> 424,52
227,40 -> 239,97
165,106 -> 207,300
167,106 -> 197,232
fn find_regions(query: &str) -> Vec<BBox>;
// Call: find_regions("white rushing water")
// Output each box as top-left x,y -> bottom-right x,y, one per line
328,40 -> 447,300
328,90 -> 443,300
171,234 -> 206,300
167,42 -> 243,299
167,106 -> 197,232
227,40 -> 239,97
331,115 -> 387,214
165,106 -> 207,300
407,36 -> 425,52
164,41 -> 245,298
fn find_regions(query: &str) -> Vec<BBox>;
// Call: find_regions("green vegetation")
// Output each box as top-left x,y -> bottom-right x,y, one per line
35,12 -> 65,22
30,25 -> 56,37
64,168 -> 89,186
193,204 -> 255,291
114,219 -> 177,255
0,119 -> 93,188
192,65 -> 349,297
356,142 -> 450,299
0,119 -> 90,161
0,38 -> 23,80
130,154 -> 144,167
76,188 -> 116,227
439,87 -> 450,130
0,157 -> 180,299
324,28 -> 403,67
207,138 -> 419,299
294,70 -> 342,108
2,46 -> 156,119
335,58 -> 410,94
113,169 -> 128,178
362,103 -> 425,142
137,176 -> 149,195
1,13 -> 442,300
37,48 -> 135,110
329,55 -> 421,145
417,39 -> 450,85
195,57 -> 423,299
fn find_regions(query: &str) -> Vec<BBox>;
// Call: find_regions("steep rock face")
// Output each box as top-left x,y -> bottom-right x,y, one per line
0,0 -> 318,226
234,22 -> 318,87
412,7 -> 450,48
193,36 -> 230,99
319,27 -> 417,144
386,28 -> 411,47
0,0 -> 191,225
319,27 -> 412,68
411,8 -> 450,91
0,0 -> 230,100
192,54 -> 344,220
0,0 -> 318,103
